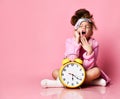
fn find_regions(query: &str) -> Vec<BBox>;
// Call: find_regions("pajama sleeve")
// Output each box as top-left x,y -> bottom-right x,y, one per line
64,38 -> 81,61
83,40 -> 99,70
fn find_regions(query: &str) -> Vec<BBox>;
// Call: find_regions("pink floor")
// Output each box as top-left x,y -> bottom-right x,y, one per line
1,74 -> 120,99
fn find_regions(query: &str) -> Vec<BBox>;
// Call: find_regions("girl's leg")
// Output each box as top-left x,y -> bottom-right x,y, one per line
41,67 -> 107,88
41,69 -> 63,88
52,69 -> 59,80
84,67 -> 101,83
41,78 -> 64,88
84,67 -> 106,86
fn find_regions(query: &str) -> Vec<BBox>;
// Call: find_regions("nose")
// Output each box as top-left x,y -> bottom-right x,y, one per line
81,27 -> 86,31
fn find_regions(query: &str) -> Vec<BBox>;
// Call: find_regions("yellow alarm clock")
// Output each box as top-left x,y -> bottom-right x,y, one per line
59,58 -> 86,88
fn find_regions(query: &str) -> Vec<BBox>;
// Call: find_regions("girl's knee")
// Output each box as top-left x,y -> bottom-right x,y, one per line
52,69 -> 59,79
93,67 -> 101,78
86,67 -> 101,80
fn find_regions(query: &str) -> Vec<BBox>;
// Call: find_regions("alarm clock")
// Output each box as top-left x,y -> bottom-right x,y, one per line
59,58 -> 86,88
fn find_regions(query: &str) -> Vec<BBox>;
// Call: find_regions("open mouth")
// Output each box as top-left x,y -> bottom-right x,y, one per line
82,31 -> 86,35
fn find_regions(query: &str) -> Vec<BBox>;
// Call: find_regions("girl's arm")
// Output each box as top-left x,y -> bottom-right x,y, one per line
83,40 -> 99,70
64,38 -> 81,61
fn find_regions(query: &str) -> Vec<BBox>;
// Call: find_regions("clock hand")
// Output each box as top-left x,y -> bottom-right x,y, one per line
72,74 -> 82,80
68,73 -> 82,80
68,73 -> 73,75
68,73 -> 74,81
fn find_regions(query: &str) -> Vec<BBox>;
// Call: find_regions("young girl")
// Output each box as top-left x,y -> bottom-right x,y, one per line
41,8 -> 110,88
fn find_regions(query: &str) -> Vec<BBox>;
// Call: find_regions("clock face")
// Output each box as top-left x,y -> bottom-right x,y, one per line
59,62 -> 85,88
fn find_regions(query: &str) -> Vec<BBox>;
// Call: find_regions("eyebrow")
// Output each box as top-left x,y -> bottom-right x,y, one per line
80,25 -> 91,27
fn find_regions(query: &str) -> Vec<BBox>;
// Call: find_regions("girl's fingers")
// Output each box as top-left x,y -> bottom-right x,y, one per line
79,30 -> 83,37
82,36 -> 87,43
81,36 -> 86,44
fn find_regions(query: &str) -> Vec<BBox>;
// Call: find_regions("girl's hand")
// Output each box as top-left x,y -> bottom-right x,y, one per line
74,30 -> 82,44
80,36 -> 93,55
74,30 -> 81,44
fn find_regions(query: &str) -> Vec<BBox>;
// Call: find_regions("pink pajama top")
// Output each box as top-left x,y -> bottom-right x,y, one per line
64,37 -> 110,84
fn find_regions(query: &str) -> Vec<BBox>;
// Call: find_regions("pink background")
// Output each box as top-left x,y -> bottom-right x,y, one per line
0,0 -> 120,99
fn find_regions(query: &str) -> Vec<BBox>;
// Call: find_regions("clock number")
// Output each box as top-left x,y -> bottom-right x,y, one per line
82,73 -> 84,76
71,83 -> 74,86
71,63 -> 74,66
80,68 -> 82,71
62,73 -> 64,76
67,81 -> 69,84
79,78 -> 82,81
63,68 -> 66,71
63,78 -> 66,81
67,65 -> 69,67
76,81 -> 79,84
